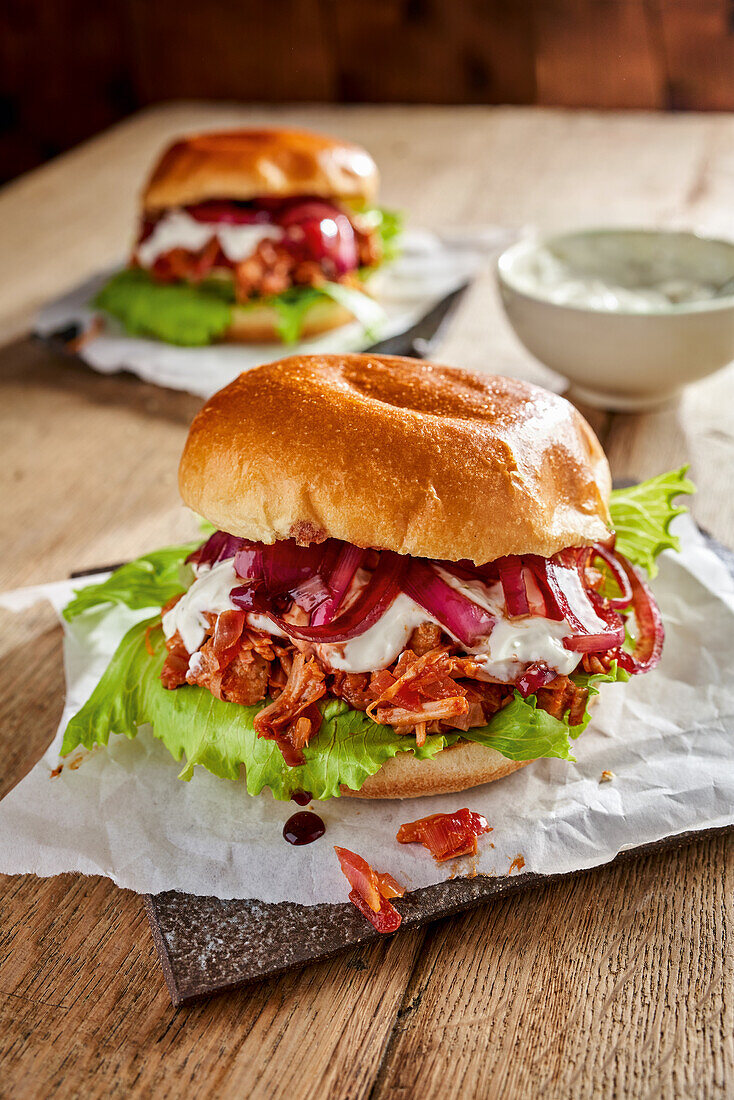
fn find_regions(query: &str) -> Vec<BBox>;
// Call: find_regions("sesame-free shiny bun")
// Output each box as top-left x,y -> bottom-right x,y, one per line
142,128 -> 379,213
179,354 -> 612,564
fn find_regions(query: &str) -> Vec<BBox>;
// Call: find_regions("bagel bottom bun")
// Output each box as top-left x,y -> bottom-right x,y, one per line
340,742 -> 531,799
340,696 -> 598,799
225,298 -> 354,343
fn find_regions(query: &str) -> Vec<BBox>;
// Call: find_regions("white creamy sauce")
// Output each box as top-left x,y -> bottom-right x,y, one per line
136,209 -> 281,267
165,558 -> 583,681
317,593 -> 432,674
162,559 -> 239,654
315,571 -> 582,679
513,246 -> 720,313
468,617 -> 579,681
162,560 -> 286,654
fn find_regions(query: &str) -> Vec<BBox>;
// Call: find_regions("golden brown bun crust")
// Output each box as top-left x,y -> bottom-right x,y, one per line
179,354 -> 612,563
341,742 -> 531,799
143,129 -> 379,213
224,299 -> 353,343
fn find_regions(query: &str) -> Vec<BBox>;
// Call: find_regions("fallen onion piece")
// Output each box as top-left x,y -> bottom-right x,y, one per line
347,888 -> 402,933
402,560 -> 495,647
335,846 -> 403,933
396,809 -> 491,862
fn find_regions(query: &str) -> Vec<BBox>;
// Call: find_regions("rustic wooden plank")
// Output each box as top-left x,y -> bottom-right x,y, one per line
657,0 -> 734,111
1,103 -> 733,1096
370,833 -> 734,1099
127,0 -> 337,105
0,867 -> 426,1099
533,0 -> 665,109
332,0 -> 536,104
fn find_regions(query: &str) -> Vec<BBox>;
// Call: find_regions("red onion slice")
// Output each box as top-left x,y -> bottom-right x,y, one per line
613,555 -> 665,674
261,539 -> 326,595
498,556 -> 530,617
589,541 -> 634,609
402,561 -> 495,647
261,551 -> 405,643
515,662 -> 559,698
185,200 -> 272,225
536,550 -> 627,653
234,541 -> 263,580
186,531 -> 245,567
310,543 -> 365,626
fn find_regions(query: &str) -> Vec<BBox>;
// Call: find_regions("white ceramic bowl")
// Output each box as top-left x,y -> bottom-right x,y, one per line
496,229 -> 734,410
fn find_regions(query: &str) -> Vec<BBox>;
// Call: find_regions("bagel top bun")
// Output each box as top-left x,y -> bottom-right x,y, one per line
179,354 -> 612,564
142,128 -> 379,213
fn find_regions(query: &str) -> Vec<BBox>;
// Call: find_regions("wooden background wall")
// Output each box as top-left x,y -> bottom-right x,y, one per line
3,0 -> 734,184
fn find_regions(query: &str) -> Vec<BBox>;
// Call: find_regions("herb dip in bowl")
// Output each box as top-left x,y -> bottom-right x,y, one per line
497,228 -> 734,409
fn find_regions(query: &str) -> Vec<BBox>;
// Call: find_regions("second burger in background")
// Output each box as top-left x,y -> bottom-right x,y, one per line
94,129 -> 400,345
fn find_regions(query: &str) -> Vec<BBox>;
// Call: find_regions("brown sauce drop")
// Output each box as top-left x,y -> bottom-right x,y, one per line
283,811 -> 325,846
290,789 -> 312,806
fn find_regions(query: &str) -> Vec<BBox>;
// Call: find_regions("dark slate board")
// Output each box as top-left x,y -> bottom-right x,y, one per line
146,825 -> 733,1006
144,530 -> 734,1006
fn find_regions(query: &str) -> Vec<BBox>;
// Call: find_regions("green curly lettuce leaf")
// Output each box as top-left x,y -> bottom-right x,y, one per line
94,268 -> 385,347
94,269 -> 233,346
609,466 -> 695,577
61,618 -> 452,800
61,618 -> 617,798
62,544 -> 199,623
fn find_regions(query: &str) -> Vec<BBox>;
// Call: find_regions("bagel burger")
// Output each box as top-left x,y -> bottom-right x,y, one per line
93,129 -> 399,345
62,355 -> 691,800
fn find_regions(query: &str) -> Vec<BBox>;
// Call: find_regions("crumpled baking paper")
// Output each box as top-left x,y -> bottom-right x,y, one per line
34,228 -> 510,398
0,516 -> 732,905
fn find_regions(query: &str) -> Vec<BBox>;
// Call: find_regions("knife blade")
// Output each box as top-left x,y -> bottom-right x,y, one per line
362,281 -> 471,358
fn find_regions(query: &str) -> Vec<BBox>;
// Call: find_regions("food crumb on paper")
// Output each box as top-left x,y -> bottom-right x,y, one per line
600,770 -> 615,783
508,854 -> 525,875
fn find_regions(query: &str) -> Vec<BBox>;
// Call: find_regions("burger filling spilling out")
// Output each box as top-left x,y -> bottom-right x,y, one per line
160,531 -> 664,767
134,197 -> 382,302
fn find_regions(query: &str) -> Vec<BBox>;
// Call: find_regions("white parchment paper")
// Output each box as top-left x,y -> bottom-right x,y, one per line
34,228 -> 510,399
1,516 -> 732,905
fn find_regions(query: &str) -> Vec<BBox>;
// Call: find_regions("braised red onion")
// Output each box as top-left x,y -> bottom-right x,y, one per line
588,541 -> 634,609
402,560 -> 495,647
515,662 -> 559,697
498,556 -> 530,617
231,550 -> 404,644
310,543 -> 365,626
186,530 -> 245,568
611,554 -> 665,673
190,529 -> 663,677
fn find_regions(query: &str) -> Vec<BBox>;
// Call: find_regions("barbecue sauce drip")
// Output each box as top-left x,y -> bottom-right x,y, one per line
290,789 -> 312,806
283,811 -> 326,846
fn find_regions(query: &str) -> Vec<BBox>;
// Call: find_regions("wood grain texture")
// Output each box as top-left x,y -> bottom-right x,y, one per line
1,104 -> 733,1098
5,1 -> 734,184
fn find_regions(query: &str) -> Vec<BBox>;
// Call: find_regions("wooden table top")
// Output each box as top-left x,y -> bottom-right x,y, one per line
1,103 -> 732,1099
